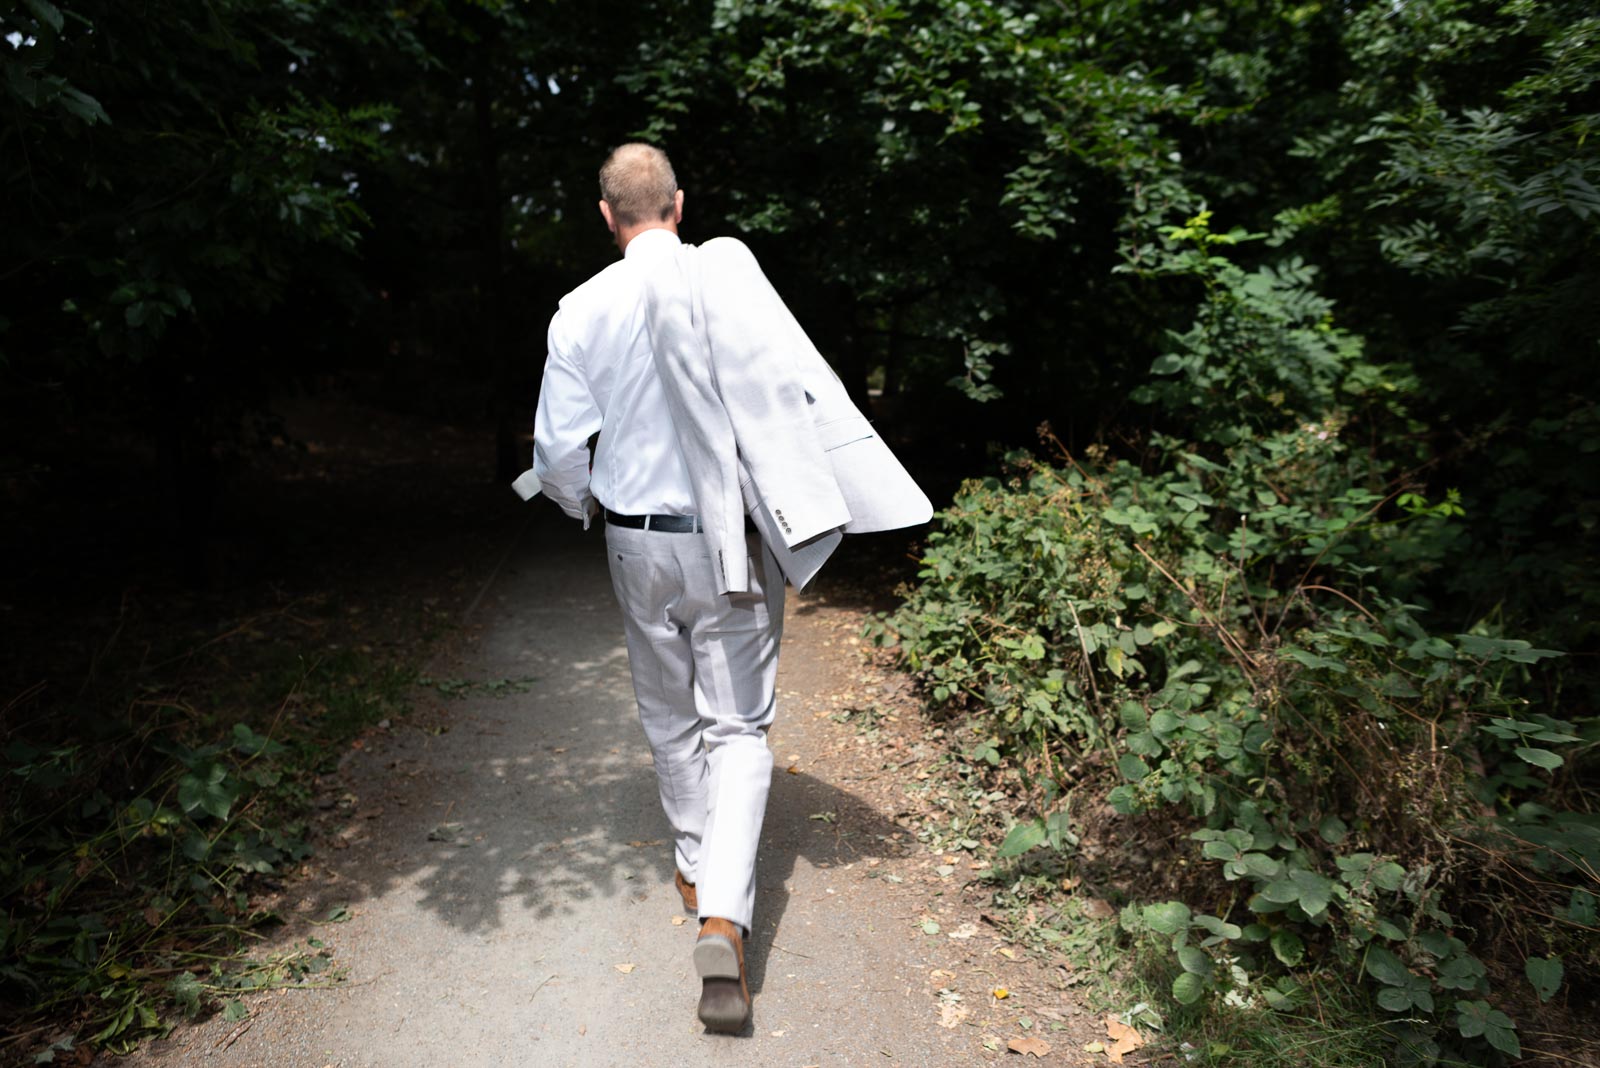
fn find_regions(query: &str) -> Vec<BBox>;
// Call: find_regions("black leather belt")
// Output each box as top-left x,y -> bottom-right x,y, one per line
604,510 -> 702,533
604,510 -> 758,534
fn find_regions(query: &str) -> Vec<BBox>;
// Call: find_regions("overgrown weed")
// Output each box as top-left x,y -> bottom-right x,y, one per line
1,594 -> 430,1060
872,209 -> 1596,1064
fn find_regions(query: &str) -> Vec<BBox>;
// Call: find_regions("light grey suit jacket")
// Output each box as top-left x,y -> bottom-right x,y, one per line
644,237 -> 932,594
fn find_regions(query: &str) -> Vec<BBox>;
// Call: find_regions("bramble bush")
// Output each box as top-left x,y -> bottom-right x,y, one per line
876,214 -> 1595,1064
1,643 -> 411,1054
3,722 -> 306,1049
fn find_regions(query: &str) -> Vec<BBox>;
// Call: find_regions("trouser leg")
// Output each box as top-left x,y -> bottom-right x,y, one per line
687,535 -> 785,932
605,526 -> 706,884
605,524 -> 785,933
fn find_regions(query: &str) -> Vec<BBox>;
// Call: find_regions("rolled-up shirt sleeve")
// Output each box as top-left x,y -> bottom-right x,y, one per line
533,310 -> 602,525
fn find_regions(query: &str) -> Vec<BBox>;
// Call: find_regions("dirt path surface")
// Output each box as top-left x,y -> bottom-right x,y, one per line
117,508 -> 1101,1068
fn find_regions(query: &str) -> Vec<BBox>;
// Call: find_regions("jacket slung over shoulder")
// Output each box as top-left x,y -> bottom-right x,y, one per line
645,237 -> 931,595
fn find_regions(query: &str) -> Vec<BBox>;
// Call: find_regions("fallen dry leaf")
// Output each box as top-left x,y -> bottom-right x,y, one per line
614,963 -> 635,974
1008,1037 -> 1052,1057
948,922 -> 980,940
1104,1015 -> 1145,1063
786,764 -> 800,774
1082,898 -> 1117,920
938,1002 -> 971,1029
1083,1041 -> 1106,1054
626,839 -> 662,848
671,915 -> 688,926
992,987 -> 1010,1000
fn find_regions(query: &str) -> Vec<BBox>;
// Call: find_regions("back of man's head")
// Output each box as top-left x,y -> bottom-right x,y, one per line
599,144 -> 678,227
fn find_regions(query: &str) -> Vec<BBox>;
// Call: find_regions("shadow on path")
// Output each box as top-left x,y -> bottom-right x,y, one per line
138,509 -> 964,1066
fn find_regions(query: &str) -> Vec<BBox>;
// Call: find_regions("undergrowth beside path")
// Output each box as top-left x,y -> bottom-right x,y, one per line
874,438 -> 1596,1066
872,209 -> 1597,1067
4,605 -> 422,1060
1,394 -> 504,1064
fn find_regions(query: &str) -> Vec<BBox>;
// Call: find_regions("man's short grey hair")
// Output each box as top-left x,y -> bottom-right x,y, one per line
599,143 -> 678,227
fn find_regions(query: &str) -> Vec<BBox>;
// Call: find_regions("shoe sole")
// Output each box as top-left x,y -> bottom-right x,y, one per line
692,934 -> 740,980
698,977 -> 748,1033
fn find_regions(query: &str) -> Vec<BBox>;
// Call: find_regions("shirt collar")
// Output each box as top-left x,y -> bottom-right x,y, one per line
623,227 -> 681,259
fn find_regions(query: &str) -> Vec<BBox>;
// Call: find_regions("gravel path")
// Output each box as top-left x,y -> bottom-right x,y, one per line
116,511 -> 1051,1067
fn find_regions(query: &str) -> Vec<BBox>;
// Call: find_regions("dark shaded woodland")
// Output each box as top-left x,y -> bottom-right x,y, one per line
2,2 -> 1595,1062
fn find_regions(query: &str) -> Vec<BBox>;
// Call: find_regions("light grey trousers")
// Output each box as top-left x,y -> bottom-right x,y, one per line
604,522 -> 785,932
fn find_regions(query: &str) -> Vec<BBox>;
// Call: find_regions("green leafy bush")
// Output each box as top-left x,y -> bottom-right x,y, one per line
886,447 -> 1589,1061
879,216 -> 1594,1064
2,721 -> 303,1051
1,645 -> 411,1053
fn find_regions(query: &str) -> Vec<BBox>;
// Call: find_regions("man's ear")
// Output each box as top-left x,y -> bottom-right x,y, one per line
673,189 -> 685,224
598,199 -> 617,233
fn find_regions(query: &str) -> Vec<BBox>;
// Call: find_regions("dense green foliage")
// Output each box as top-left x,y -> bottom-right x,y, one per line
3,0 -> 1596,1060
6,0 -> 1594,633
3,627 -> 413,1053
877,67 -> 1595,1068
1281,0 -> 1600,664
887,446 -> 1588,1061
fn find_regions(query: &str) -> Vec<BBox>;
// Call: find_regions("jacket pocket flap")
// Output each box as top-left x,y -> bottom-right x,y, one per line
815,415 -> 875,452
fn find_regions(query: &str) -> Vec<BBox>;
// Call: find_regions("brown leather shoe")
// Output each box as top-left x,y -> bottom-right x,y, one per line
694,917 -> 749,1033
674,869 -> 697,913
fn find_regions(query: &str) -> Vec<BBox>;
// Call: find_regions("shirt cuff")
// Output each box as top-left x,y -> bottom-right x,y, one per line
510,470 -> 542,501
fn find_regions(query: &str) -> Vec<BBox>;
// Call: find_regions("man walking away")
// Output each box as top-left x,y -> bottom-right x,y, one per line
518,142 -> 929,1033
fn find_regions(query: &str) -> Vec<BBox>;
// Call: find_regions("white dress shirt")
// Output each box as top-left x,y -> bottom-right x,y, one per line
532,228 -> 697,522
